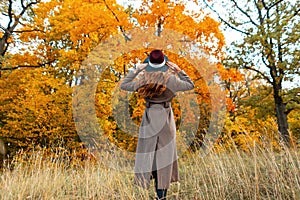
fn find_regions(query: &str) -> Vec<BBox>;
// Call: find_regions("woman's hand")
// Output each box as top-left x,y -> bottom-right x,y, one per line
135,63 -> 148,73
166,61 -> 182,73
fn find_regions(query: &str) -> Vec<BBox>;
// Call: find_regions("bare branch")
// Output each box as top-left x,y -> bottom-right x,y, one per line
203,0 -> 250,36
262,0 -> 285,19
1,66 -> 40,71
0,62 -> 48,71
19,1 -> 40,17
8,0 -> 13,29
6,0 -> 41,36
243,64 -> 273,84
21,0 -> 26,9
261,51 -> 268,66
17,20 -> 29,27
268,0 -> 284,11
231,0 -> 259,27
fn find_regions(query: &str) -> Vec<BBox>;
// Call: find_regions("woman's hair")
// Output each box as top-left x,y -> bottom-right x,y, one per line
137,71 -> 171,98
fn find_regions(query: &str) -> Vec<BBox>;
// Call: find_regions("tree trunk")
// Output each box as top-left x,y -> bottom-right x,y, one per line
0,38 -> 6,56
273,86 -> 290,146
157,19 -> 162,37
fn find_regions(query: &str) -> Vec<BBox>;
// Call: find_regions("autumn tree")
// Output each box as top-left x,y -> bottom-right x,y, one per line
17,0 -> 132,83
204,0 -> 300,145
91,0 -> 244,152
0,68 -> 83,158
0,0 -> 132,158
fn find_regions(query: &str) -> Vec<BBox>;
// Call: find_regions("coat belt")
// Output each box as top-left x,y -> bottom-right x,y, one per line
145,101 -> 170,108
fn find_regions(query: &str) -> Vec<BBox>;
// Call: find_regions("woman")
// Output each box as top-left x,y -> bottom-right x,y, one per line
120,50 -> 194,200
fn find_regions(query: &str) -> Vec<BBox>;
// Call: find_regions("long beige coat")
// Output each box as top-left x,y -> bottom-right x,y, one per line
120,69 -> 194,189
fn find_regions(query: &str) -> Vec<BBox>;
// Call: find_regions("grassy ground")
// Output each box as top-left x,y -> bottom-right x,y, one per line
0,145 -> 300,200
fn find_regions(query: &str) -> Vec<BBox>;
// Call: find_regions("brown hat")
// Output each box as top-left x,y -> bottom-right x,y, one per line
149,50 -> 166,68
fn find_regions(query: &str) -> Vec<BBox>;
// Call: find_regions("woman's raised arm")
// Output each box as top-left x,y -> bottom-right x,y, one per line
120,63 -> 148,91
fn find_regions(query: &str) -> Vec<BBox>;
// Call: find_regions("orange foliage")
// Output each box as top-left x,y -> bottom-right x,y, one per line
0,69 -> 82,157
0,0 -> 249,157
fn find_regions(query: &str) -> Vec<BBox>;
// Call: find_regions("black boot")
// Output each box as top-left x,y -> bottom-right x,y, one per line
153,169 -> 167,199
156,189 -> 167,200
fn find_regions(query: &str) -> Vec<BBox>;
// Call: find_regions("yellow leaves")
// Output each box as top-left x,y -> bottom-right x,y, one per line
59,49 -> 79,62
226,98 -> 235,112
0,68 -> 78,153
59,0 -> 129,41
13,52 -> 39,65
99,118 -> 117,136
131,98 -> 146,119
132,0 -> 225,60
216,108 -> 283,152
288,109 -> 300,142
17,0 -> 132,84
217,62 -> 244,82
148,0 -> 173,16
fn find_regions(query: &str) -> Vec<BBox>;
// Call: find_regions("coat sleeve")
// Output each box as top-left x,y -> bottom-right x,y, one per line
169,70 -> 194,92
120,70 -> 140,91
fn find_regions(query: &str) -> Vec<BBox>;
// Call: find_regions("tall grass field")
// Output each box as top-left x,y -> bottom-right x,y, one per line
1,145 -> 300,200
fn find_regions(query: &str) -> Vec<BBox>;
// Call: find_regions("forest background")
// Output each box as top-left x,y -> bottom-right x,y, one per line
0,0 -> 300,199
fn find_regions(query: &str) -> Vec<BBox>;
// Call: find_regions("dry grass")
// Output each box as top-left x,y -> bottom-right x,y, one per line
0,145 -> 300,200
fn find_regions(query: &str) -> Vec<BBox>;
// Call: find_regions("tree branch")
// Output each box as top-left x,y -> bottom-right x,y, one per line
0,25 -> 11,35
294,8 -> 300,17
19,1 -> 40,17
268,0 -> 284,11
0,63 -> 46,71
102,0 -> 131,41
21,0 -> 26,9
262,0 -> 284,20
260,47 -> 269,67
255,0 -> 265,24
8,0 -> 13,29
0,0 -> 42,57
260,0 -> 268,10
243,64 -> 272,84
8,1 -> 40,34
231,0 -> 259,27
13,29 -> 44,34
285,108 -> 294,115
203,0 -> 250,36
